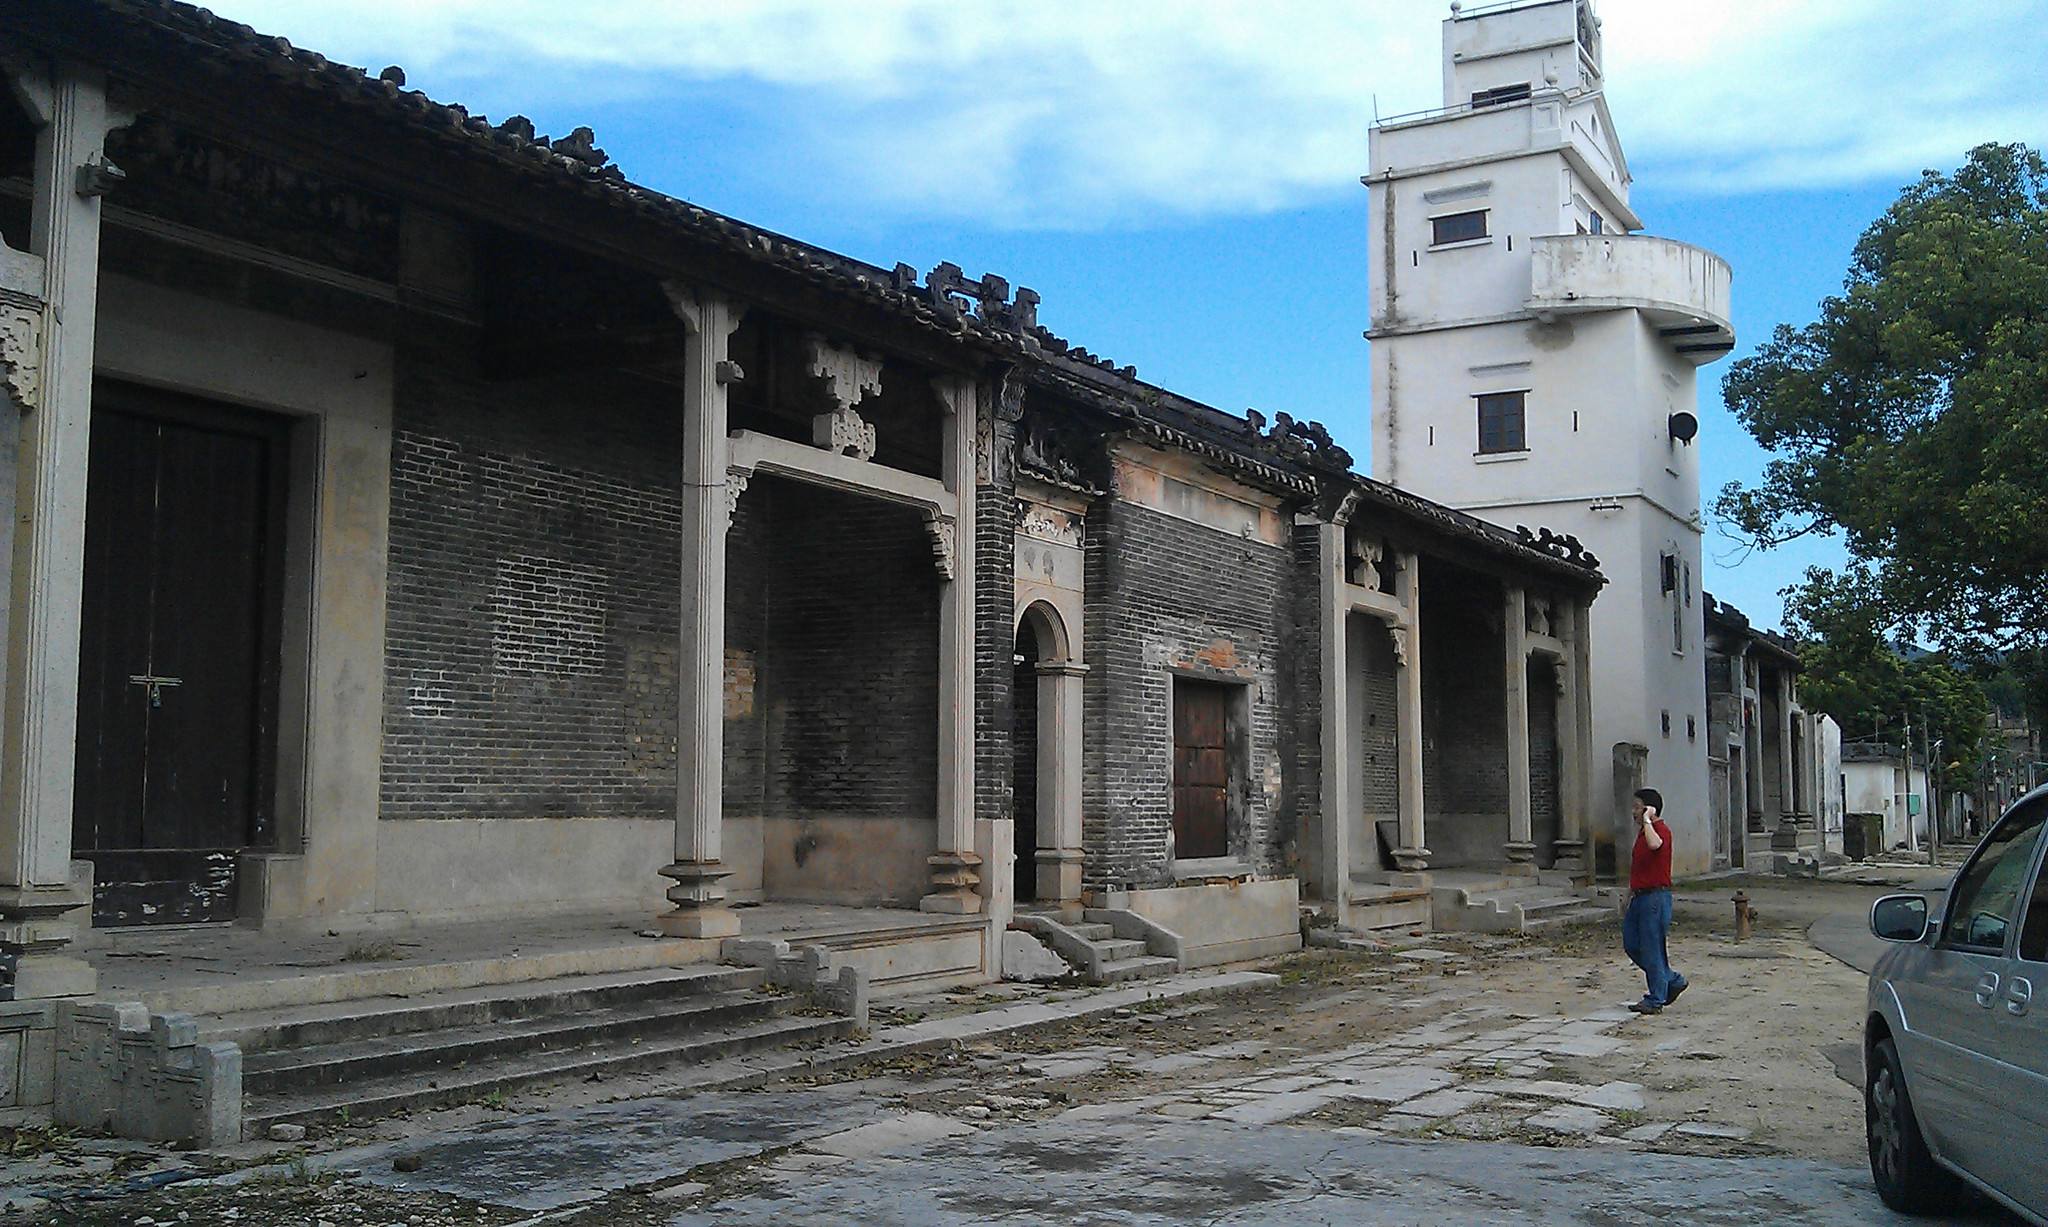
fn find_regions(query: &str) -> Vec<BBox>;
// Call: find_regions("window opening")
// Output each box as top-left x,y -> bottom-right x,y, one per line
1475,391 -> 1526,454
1941,799 -> 2047,953
1472,83 -> 1532,109
1431,210 -> 1489,246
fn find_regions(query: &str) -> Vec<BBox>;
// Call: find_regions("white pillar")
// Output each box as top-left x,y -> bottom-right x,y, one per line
1503,586 -> 1535,867
655,286 -> 743,939
924,376 -> 980,913
1316,521 -> 1350,913
1392,551 -> 1429,873
0,65 -> 126,999
1036,661 -> 1086,905
1552,602 -> 1591,875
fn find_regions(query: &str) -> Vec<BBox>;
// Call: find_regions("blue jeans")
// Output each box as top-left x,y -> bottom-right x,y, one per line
1623,889 -> 1685,1006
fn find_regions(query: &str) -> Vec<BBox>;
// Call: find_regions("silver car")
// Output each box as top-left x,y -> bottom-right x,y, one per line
1866,786 -> 2048,1222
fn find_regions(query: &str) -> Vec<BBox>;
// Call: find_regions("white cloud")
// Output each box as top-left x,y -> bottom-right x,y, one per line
213,0 -> 2046,227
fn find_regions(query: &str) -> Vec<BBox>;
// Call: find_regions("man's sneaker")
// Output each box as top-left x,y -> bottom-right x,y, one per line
1666,977 -> 1689,1006
1628,1000 -> 1662,1015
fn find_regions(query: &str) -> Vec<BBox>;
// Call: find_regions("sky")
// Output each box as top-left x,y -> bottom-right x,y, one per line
217,0 -> 2048,631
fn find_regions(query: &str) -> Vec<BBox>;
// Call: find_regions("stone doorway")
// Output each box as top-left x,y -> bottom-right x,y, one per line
1013,625 -> 1041,902
1014,601 -> 1082,905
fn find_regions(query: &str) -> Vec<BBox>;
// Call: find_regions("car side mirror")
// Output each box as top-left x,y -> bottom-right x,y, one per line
1871,894 -> 1930,943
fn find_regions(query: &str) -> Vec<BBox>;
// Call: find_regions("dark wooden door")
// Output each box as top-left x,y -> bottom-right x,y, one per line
73,393 -> 287,925
1172,681 -> 1231,860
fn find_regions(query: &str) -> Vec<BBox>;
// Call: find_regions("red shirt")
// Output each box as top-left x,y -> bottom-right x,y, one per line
1630,819 -> 1674,891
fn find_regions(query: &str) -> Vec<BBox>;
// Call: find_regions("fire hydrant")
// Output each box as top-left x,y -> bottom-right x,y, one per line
1733,891 -> 1757,942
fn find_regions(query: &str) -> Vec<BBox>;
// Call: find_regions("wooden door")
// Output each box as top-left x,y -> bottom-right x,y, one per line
73,393 -> 288,925
1172,681 -> 1231,860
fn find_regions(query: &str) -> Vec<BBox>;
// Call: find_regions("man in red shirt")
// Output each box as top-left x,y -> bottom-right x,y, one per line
1623,787 -> 1688,1015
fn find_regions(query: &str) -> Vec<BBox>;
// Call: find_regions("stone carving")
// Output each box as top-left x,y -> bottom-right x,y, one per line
922,512 -> 958,580
1260,410 -> 1354,470
1389,624 -> 1410,669
0,295 -> 42,416
803,333 -> 883,409
917,261 -> 1041,334
1514,525 -> 1600,571
1017,501 -> 1083,549
1527,595 -> 1553,636
812,404 -> 877,461
1348,534 -> 1384,591
55,1002 -> 241,1147
724,469 -> 750,526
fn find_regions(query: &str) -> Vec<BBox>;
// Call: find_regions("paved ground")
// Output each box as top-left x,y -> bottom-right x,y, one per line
3,869 -> 2023,1226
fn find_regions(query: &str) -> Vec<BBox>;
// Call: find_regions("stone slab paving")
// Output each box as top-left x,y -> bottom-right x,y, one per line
1132,1002 -> 1721,1146
666,1118 -> 1921,1225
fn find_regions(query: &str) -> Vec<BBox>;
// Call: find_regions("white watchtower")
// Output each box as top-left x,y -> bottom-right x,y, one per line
1365,0 -> 1735,876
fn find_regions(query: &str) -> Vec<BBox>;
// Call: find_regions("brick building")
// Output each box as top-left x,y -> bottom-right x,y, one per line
0,0 -> 1603,1126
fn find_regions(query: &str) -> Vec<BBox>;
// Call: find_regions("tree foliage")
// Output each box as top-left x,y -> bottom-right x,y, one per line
1717,143 -> 2048,653
1785,568 -> 1990,772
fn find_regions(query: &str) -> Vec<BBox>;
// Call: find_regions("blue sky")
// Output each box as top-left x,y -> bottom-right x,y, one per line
221,0 -> 2048,630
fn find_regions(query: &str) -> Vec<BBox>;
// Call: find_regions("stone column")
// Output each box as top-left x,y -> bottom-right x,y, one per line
1036,661 -> 1086,905
1502,587 -> 1535,867
0,65 -> 127,1001
1391,552 -> 1429,872
1550,601 -> 1591,875
924,376 -> 981,913
1315,521 -> 1350,911
655,286 -> 744,939
1776,668 -> 1796,832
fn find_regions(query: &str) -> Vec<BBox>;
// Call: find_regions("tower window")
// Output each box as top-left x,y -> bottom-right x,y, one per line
1431,210 -> 1489,246
1475,391 -> 1526,454
1471,83 -> 1531,109
1589,211 -> 1604,234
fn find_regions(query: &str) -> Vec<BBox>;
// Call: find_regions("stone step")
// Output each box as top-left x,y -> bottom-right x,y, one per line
1523,906 -> 1613,932
243,1012 -> 853,1138
1515,895 -> 1597,918
1347,896 -> 1433,933
1094,938 -> 1149,962
1068,923 -> 1115,942
1092,956 -> 1180,984
200,964 -> 766,1053
241,989 -> 788,1095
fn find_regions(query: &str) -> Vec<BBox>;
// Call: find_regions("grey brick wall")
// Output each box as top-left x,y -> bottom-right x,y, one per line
1530,656 -> 1561,863
381,360 -> 684,819
1358,621 -> 1400,820
1419,564 -> 1509,864
753,479 -> 940,817
1082,499 -> 1301,888
974,406 -> 1017,823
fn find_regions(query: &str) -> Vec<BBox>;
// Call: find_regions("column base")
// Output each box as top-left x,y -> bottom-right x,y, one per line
652,906 -> 741,939
1551,839 -> 1588,878
921,851 -> 983,915
1503,840 -> 1538,866
1,884 -> 97,1001
1391,846 -> 1431,873
1034,849 -> 1085,906
656,859 -> 740,938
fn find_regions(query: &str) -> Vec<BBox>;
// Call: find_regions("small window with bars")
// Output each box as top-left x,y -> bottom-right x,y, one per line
1471,82 -> 1532,108
1430,210 -> 1489,246
1475,391 -> 1527,454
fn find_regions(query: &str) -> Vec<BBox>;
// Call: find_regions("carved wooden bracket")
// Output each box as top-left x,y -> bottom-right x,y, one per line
0,292 -> 43,417
1389,623 -> 1410,669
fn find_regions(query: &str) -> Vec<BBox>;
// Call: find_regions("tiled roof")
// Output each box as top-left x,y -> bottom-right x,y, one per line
48,0 -> 1603,586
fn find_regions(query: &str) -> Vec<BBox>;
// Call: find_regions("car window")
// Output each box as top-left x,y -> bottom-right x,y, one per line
2020,846 -> 2048,964
1940,798 -> 2048,954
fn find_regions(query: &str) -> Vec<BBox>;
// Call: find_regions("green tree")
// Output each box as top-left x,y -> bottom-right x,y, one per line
1784,568 -> 1990,773
1718,142 -> 2048,653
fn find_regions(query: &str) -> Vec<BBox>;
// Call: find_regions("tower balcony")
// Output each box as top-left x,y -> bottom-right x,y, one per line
1525,233 -> 1734,364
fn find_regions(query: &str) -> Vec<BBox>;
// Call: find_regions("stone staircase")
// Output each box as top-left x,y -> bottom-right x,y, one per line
201,964 -> 856,1139
1431,875 -> 1610,934
1012,911 -> 1180,984
1345,879 -> 1434,933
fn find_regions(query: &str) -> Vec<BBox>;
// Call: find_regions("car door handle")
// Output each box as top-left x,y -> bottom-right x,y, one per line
2010,977 -> 2034,1017
1975,971 -> 2002,1007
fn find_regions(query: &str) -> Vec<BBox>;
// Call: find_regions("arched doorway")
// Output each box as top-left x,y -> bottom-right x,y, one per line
1014,601 -> 1082,907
